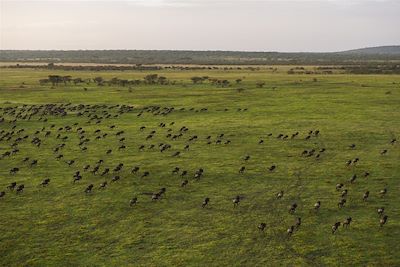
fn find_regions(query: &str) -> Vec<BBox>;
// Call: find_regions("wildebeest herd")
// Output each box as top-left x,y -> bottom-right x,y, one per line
0,101 -> 396,241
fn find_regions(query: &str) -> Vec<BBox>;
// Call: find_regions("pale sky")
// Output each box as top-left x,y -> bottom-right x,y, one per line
0,0 -> 399,52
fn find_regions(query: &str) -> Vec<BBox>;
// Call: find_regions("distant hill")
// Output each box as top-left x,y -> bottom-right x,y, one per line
339,46 -> 400,55
1,46 -> 400,65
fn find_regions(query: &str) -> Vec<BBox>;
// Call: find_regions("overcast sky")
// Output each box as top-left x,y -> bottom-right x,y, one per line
0,0 -> 399,52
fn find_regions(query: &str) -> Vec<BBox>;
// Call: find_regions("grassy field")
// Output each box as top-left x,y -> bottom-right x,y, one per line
0,67 -> 399,266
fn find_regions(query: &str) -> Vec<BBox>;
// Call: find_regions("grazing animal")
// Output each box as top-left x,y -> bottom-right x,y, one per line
268,165 -> 276,171
152,193 -> 160,201
258,223 -> 266,231
380,215 -> 388,227
377,207 -> 385,216
85,184 -> 94,193
343,217 -> 352,228
338,198 -> 347,208
130,197 -> 138,206
276,191 -> 284,199
111,176 -> 120,182
332,222 -> 341,234
99,181 -> 108,189
172,151 -> 181,157
336,183 -> 344,190
287,225 -> 295,236
295,217 -> 301,228
314,201 -> 321,211
181,180 -> 188,187
380,149 -> 388,155
202,197 -> 210,208
363,191 -> 369,201
379,188 -> 387,197
341,189 -> 348,198
239,166 -> 245,174
16,184 -> 24,194
131,166 -> 140,174
233,195 -> 240,207
10,167 -> 19,175
289,203 -> 298,214
0,191 -> 5,198
7,182 -> 17,190
141,171 -> 150,178
41,178 -> 50,186
350,174 -> 357,183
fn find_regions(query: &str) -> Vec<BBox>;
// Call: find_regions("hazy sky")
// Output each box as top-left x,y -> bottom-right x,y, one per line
1,0 -> 399,52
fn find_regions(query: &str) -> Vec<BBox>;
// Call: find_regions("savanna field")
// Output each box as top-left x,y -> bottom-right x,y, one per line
0,66 -> 399,266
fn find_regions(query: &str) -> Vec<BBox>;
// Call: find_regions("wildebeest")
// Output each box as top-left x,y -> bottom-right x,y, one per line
287,225 -> 295,236
181,180 -> 188,187
289,203 -> 298,213
202,197 -> 210,208
258,223 -> 266,231
338,198 -> 346,208
40,178 -> 50,186
130,197 -> 138,206
7,182 -> 17,190
379,188 -> 387,197
85,184 -> 94,193
314,201 -> 321,211
363,191 -> 369,201
16,184 -> 24,194
343,217 -> 352,228
233,195 -> 240,207
332,222 -> 341,234
380,215 -> 388,227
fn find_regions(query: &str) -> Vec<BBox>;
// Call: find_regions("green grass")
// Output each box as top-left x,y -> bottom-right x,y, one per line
0,67 -> 399,266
